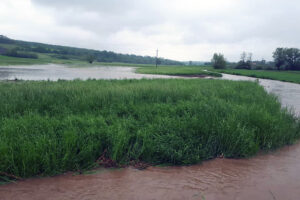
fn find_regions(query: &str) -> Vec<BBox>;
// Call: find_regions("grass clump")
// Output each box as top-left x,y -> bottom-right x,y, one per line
136,66 -> 221,77
0,79 -> 299,178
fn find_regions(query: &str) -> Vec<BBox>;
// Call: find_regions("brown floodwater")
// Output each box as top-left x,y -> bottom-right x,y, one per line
1,143 -> 300,200
1,66 -> 300,200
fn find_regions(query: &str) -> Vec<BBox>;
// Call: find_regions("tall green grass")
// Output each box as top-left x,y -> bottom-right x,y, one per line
0,79 -> 299,178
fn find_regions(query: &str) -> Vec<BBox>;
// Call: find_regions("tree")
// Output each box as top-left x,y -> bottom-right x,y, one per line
156,58 -> 161,66
273,48 -> 300,70
211,53 -> 226,69
240,51 -> 247,63
236,52 -> 253,69
285,48 -> 300,70
87,55 -> 96,64
273,48 -> 286,70
247,53 -> 253,63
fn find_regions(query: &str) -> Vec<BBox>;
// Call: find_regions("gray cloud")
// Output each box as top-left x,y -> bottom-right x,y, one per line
1,0 -> 300,61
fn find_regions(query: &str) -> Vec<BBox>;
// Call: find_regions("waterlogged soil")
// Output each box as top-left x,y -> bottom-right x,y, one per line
1,67 -> 300,200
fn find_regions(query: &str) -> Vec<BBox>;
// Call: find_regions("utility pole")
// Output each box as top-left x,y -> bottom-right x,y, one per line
156,49 -> 159,68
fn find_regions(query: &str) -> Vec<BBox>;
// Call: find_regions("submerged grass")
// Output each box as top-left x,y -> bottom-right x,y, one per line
136,66 -> 221,77
0,79 -> 299,178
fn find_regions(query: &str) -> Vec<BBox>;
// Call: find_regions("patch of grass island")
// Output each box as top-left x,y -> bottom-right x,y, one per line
0,79 -> 299,180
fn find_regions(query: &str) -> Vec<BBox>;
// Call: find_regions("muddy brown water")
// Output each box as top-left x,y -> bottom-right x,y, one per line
1,65 -> 300,200
2,143 -> 300,200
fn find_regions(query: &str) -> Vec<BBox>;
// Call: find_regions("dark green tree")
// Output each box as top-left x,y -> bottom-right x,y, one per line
155,58 -> 161,67
87,55 -> 96,64
285,48 -> 300,70
273,48 -> 286,70
273,48 -> 300,70
211,53 -> 226,69
236,52 -> 252,70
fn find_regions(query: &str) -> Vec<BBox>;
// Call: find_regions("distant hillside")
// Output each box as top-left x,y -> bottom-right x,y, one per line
0,35 -> 183,65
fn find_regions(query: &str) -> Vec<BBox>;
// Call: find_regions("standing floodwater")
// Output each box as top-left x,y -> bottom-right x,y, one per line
0,64 -> 172,80
0,67 -> 300,200
1,143 -> 300,200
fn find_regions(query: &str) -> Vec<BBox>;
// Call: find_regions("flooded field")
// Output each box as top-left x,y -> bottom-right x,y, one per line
0,64 -> 171,80
0,65 -> 300,200
1,142 -> 300,200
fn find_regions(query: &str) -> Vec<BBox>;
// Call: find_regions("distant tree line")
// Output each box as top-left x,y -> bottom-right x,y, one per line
4,48 -> 38,59
273,48 -> 300,70
212,47 -> 300,71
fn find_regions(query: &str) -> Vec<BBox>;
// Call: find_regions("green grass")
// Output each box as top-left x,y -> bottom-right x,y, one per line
0,79 -> 299,179
213,68 -> 300,84
136,66 -> 221,77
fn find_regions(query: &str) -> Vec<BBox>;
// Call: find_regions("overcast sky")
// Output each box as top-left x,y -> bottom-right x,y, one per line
1,0 -> 299,61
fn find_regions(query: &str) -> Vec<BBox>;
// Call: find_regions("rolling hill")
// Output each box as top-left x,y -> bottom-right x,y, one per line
0,35 -> 183,66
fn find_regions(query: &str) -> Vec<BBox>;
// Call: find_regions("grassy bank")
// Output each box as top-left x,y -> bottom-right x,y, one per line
0,79 -> 299,179
214,68 -> 300,84
136,66 -> 221,77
